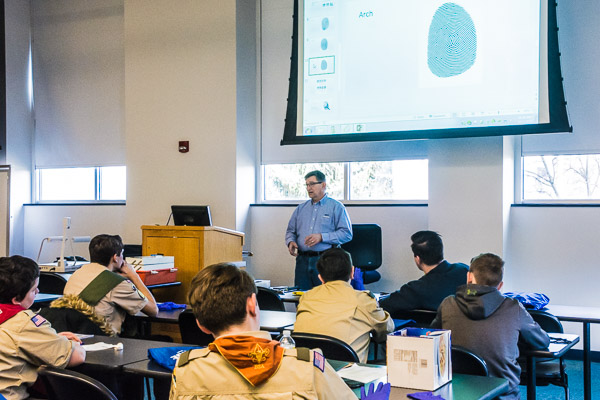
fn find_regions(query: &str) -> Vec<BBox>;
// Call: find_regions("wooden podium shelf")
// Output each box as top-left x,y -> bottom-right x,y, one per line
141,225 -> 244,303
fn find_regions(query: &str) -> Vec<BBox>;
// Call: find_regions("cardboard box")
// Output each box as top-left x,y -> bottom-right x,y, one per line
127,256 -> 177,285
387,327 -> 452,390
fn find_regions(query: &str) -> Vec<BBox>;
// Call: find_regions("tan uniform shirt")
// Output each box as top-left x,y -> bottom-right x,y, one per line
0,310 -> 74,400
169,331 -> 356,400
295,280 -> 394,363
63,263 -> 148,335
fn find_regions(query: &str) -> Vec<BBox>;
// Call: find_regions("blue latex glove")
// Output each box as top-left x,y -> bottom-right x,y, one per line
407,391 -> 445,400
157,302 -> 187,311
360,382 -> 391,400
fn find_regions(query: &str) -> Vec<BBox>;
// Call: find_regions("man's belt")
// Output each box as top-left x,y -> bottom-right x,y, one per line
298,249 -> 330,257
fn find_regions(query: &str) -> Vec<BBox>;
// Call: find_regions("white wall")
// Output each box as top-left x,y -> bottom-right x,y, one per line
23,205 -> 126,263
122,0 -> 239,243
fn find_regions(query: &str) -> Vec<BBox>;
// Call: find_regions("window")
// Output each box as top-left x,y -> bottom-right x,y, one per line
522,154 -> 600,200
37,166 -> 126,202
263,160 -> 428,201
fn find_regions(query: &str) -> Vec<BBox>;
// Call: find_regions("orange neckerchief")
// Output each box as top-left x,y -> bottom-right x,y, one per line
0,304 -> 25,325
208,335 -> 284,386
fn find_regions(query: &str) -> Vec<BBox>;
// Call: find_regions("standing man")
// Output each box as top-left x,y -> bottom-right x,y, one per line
286,170 -> 352,290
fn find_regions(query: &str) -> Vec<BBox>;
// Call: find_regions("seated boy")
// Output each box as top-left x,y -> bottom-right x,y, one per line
0,256 -> 86,400
169,263 -> 357,399
63,234 -> 158,335
431,253 -> 550,399
294,248 -> 394,363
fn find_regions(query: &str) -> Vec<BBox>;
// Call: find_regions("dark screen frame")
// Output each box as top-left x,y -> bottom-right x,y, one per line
281,0 -> 572,146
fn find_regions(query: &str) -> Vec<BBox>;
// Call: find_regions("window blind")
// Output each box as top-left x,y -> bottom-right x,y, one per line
32,0 -> 125,168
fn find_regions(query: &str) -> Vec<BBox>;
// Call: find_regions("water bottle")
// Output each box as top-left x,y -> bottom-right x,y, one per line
279,330 -> 295,349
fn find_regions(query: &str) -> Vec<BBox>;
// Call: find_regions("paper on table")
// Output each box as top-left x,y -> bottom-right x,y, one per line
82,342 -> 123,351
337,364 -> 387,383
75,334 -> 94,340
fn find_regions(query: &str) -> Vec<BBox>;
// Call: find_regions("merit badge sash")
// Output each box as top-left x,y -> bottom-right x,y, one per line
0,304 -> 25,325
209,336 -> 284,386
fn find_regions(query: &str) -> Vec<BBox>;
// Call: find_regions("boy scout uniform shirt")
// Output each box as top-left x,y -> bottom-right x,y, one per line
0,310 -> 74,400
169,331 -> 356,400
63,262 -> 148,335
294,280 -> 394,363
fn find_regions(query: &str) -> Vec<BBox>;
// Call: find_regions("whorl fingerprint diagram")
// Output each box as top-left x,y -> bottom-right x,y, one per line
428,3 -> 477,78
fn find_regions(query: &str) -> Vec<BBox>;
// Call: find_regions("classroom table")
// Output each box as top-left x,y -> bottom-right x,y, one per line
277,289 -> 385,304
135,309 -> 296,333
75,335 -> 182,373
125,357 -> 509,400
545,304 -> 600,400
33,292 -> 61,304
522,332 -> 579,400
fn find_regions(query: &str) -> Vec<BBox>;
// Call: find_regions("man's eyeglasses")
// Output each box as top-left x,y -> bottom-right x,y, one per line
305,181 -> 323,188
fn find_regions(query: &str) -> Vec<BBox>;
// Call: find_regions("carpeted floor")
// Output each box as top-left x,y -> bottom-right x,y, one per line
518,359 -> 599,399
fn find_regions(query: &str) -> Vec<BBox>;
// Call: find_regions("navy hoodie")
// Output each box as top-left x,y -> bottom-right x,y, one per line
431,284 -> 549,399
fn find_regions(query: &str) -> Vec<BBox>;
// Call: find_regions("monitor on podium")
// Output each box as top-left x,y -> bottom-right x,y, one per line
171,205 -> 212,226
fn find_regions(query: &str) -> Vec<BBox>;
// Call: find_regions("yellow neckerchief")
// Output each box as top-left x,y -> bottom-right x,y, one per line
208,335 -> 284,386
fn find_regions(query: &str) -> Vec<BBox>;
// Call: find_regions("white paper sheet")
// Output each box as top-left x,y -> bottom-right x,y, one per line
337,364 -> 387,383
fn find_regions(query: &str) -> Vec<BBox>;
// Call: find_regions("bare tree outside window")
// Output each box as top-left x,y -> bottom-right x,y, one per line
523,155 -> 600,200
264,160 -> 428,201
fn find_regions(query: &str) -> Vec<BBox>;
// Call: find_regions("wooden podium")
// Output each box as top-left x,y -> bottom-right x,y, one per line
141,225 -> 244,303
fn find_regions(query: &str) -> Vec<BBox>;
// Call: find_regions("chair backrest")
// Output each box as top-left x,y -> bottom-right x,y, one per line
257,287 -> 286,311
528,310 -> 563,333
291,332 -> 360,362
341,224 -> 382,271
451,345 -> 489,377
390,309 -> 438,328
38,365 -> 118,400
178,310 -> 214,346
38,272 -> 68,295
38,307 -> 106,336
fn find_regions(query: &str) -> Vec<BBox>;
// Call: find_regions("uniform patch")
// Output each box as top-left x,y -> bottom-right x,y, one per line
137,290 -> 146,300
313,351 -> 325,372
31,314 -> 47,327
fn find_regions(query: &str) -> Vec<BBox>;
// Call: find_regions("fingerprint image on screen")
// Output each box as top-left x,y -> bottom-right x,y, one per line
427,3 -> 477,78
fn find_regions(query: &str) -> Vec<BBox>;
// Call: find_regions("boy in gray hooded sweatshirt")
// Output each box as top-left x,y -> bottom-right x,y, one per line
431,253 -> 549,399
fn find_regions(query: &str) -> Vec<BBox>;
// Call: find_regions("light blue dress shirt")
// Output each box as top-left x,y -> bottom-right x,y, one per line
285,195 -> 353,252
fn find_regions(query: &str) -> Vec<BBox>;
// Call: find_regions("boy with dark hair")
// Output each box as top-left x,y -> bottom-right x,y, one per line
294,248 -> 394,362
380,230 -> 468,316
63,234 -> 158,335
0,256 -> 85,400
170,263 -> 358,399
431,253 -> 550,399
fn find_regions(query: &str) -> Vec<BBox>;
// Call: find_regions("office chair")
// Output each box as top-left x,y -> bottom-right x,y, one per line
391,309 -> 438,328
257,287 -> 286,311
341,224 -> 382,285
519,310 -> 569,400
38,365 -> 118,400
178,310 -> 213,346
38,272 -> 68,295
38,307 -> 107,336
290,332 -> 360,362
451,345 -> 489,376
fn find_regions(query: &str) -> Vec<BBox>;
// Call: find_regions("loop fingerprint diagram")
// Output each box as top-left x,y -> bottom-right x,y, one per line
428,3 -> 477,78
